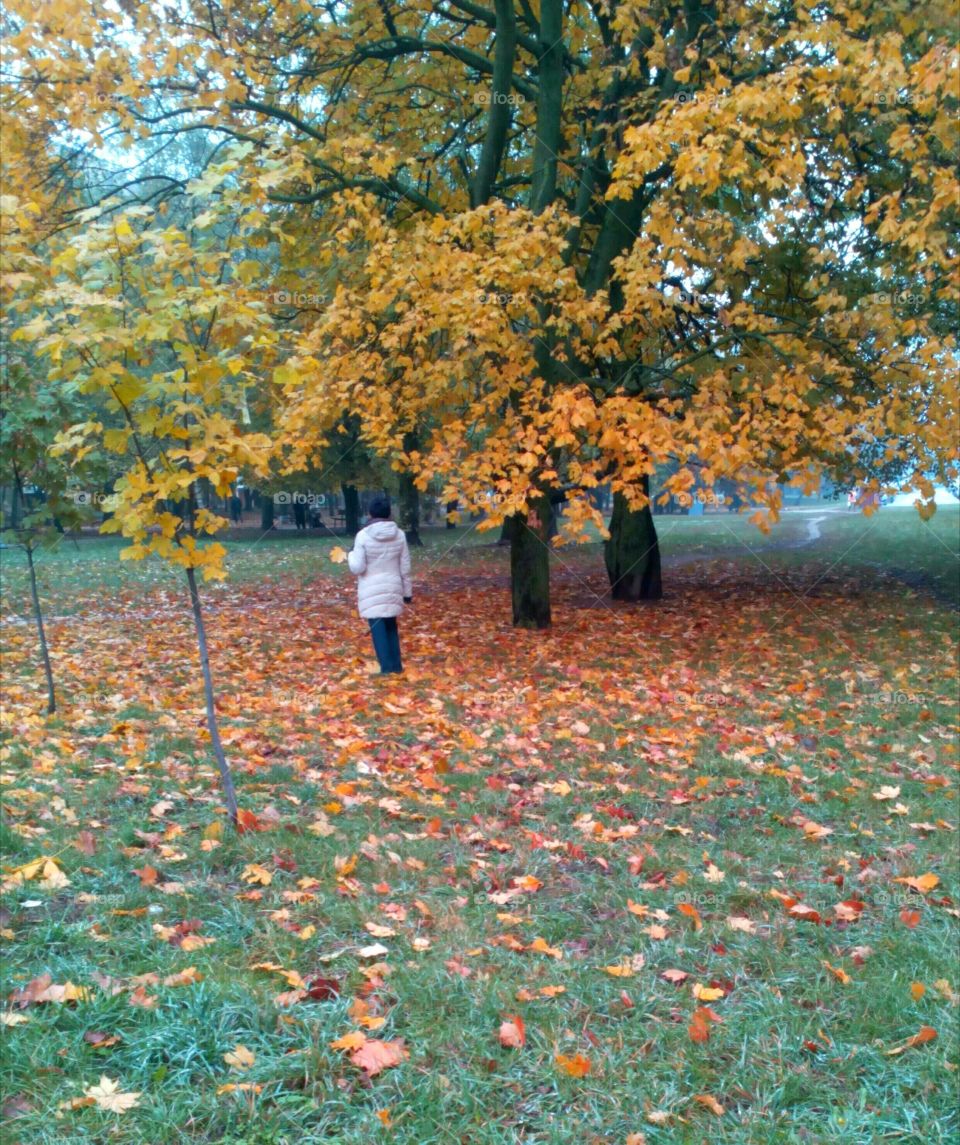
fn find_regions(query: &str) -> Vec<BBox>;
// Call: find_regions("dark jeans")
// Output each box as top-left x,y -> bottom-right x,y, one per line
368,617 -> 403,674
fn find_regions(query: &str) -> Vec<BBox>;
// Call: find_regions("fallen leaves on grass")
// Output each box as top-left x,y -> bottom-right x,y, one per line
555,1053 -> 591,1077
223,1044 -> 256,1070
498,1015 -> 526,1048
886,1026 -> 937,1056
83,1076 -> 141,1113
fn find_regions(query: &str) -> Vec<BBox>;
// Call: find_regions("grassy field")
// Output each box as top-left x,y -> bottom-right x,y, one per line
1,509 -> 958,1143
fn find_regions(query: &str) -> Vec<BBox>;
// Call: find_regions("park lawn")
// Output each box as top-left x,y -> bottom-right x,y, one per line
1,511 -> 958,1144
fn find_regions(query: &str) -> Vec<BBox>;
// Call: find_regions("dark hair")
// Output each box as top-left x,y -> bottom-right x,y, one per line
368,496 -> 391,519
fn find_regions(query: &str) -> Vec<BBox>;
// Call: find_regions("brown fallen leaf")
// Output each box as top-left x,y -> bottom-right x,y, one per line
692,1093 -> 724,1116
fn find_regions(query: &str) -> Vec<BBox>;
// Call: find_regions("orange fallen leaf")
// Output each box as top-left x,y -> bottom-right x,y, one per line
528,937 -> 562,959
498,1014 -> 526,1048
676,902 -> 702,930
822,961 -> 852,985
555,1053 -> 591,1077
910,983 -> 926,1001
899,908 -> 921,929
349,1037 -> 408,1076
692,1093 -> 724,1116
330,1031 -> 367,1052
886,1025 -> 937,1055
132,865 -> 158,887
893,873 -> 939,894
688,1006 -> 722,1043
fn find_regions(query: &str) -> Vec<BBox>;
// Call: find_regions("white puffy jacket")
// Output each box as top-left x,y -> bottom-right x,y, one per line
347,519 -> 413,618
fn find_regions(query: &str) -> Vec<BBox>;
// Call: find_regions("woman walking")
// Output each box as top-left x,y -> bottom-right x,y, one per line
347,497 -> 412,674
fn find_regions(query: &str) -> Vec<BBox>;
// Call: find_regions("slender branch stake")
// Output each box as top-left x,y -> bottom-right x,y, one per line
186,565 -> 239,826
24,543 -> 56,715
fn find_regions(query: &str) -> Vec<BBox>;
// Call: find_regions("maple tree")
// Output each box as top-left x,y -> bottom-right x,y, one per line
4,155 -> 289,823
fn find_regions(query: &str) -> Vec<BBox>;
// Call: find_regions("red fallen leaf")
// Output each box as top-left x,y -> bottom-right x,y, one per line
688,1006 -> 722,1043
899,908 -> 921,929
349,1037 -> 408,1076
273,851 -> 298,872
303,977 -> 341,1001
236,809 -> 262,834
833,899 -> 864,922
133,865 -> 158,887
498,1014 -> 525,1048
677,903 -> 702,930
787,902 -> 822,924
566,842 -> 586,861
619,990 -> 634,1009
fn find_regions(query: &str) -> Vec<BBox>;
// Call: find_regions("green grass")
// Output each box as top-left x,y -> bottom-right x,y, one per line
1,510 -> 958,1143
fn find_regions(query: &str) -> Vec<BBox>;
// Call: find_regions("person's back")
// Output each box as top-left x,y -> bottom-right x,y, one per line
347,498 -> 412,674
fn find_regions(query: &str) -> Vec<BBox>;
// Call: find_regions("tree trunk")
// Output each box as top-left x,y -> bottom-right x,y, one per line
186,565 -> 239,826
342,483 -> 361,534
497,515 -> 517,547
398,472 -> 423,546
510,493 -> 552,628
605,482 -> 663,601
445,499 -> 458,529
25,544 -> 56,715
259,492 -> 274,530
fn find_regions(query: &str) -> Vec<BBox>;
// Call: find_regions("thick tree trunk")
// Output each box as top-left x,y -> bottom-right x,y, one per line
186,566 -> 239,827
398,472 -> 423,546
605,482 -> 663,601
25,544 -> 56,715
399,433 -> 423,545
497,515 -> 517,546
259,492 -> 274,530
510,493 -> 552,628
342,483 -> 360,534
